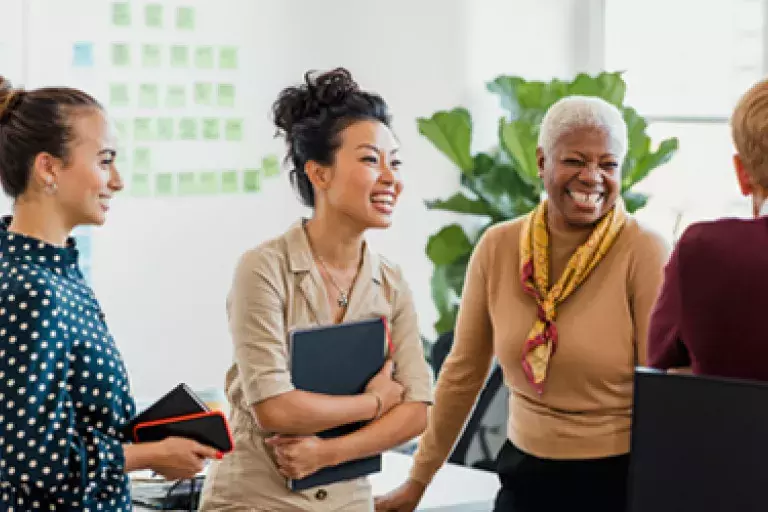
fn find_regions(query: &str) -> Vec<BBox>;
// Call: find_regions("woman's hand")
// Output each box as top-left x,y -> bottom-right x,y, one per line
365,360 -> 405,416
374,479 -> 427,512
149,437 -> 221,480
266,435 -> 334,480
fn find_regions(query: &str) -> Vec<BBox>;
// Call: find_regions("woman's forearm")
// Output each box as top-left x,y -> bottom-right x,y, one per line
253,390 -> 379,435
324,402 -> 428,466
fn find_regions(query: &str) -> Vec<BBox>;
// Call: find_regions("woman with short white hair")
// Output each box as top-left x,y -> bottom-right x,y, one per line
376,96 -> 669,512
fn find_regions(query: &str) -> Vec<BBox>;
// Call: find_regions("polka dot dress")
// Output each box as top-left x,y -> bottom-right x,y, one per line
0,219 -> 135,511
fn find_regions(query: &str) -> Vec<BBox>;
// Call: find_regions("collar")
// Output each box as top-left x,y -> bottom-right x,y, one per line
284,219 -> 381,285
0,216 -> 79,269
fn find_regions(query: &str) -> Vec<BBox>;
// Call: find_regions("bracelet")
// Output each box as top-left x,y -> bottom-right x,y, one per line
369,392 -> 383,420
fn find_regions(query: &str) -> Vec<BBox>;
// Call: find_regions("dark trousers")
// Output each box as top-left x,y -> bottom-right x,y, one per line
493,441 -> 630,512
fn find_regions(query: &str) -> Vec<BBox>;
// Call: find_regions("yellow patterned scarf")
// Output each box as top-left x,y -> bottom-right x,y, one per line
519,199 -> 626,394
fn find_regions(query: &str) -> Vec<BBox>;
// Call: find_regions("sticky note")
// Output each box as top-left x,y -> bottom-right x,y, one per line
194,46 -> 214,69
109,84 -> 130,107
219,47 -> 238,70
221,170 -> 239,193
225,119 -> 243,141
73,42 -> 94,67
145,4 -> 163,28
194,83 -> 213,106
166,85 -> 186,108
176,6 -> 195,30
199,171 -> 219,194
178,172 -> 197,195
112,2 -> 131,26
170,45 -> 189,67
156,173 -> 173,196
134,118 -> 153,141
217,84 -> 235,107
179,118 -> 197,140
133,147 -> 152,170
112,43 -> 131,66
113,120 -> 130,140
157,118 -> 174,140
131,173 -> 151,196
142,44 -> 162,67
262,155 -> 280,177
243,169 -> 261,193
138,84 -> 159,108
202,119 -> 220,140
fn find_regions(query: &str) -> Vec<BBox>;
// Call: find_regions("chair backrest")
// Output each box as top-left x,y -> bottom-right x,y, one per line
628,367 -> 768,512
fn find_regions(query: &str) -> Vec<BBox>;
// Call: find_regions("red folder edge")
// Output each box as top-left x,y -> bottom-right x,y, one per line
132,409 -> 235,454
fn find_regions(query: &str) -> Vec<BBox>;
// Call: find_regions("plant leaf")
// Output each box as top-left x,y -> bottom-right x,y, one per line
623,137 -> 679,191
426,225 -> 473,265
424,191 -> 497,217
499,118 -> 539,187
417,108 -> 474,173
622,191 -> 649,213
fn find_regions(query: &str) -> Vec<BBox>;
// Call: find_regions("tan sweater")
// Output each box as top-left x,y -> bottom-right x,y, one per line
411,215 -> 668,485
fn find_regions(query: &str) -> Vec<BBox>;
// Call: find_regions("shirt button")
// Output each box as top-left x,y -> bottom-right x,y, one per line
315,489 -> 328,500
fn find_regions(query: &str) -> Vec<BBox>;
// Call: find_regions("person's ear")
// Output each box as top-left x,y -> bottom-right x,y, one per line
733,154 -> 753,196
304,161 -> 332,192
30,152 -> 62,193
536,147 -> 546,179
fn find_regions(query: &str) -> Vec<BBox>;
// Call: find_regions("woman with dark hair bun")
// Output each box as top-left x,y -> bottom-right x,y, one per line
199,68 -> 433,511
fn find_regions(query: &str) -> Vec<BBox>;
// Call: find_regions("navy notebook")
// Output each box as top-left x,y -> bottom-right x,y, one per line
288,317 -> 388,491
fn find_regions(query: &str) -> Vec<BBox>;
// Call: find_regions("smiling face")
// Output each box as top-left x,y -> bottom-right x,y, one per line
33,109 -> 124,228
308,119 -> 403,230
538,126 -> 621,229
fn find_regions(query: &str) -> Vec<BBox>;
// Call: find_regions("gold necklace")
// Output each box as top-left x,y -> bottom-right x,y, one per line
316,256 -> 350,308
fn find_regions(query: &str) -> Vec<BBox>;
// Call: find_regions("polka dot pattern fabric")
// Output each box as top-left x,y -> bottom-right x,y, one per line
0,219 -> 135,511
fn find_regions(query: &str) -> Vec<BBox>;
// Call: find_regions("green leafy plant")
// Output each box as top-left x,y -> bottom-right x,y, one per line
421,72 -> 679,335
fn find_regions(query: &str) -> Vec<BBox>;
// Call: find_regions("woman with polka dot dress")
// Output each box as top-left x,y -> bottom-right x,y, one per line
0,77 -> 219,511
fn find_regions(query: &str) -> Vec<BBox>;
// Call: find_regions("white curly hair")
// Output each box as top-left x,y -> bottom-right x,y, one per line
538,95 -> 628,164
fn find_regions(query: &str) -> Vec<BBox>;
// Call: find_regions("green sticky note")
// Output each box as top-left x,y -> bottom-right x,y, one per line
202,119 -> 220,140
109,84 -> 130,107
178,172 -> 197,195
145,4 -> 163,28
131,173 -> 151,196
138,84 -> 159,108
224,119 -> 243,141
217,84 -> 235,107
219,47 -> 238,70
142,44 -> 162,67
112,43 -> 131,66
194,83 -> 213,106
133,147 -> 152,170
179,118 -> 197,140
113,120 -> 130,140
166,85 -> 186,108
194,46 -> 214,69
112,2 -> 131,26
156,173 -> 173,196
243,169 -> 261,193
157,118 -> 174,140
134,118 -> 153,141
262,155 -> 280,177
221,170 -> 239,193
199,171 -> 219,194
176,6 -> 195,30
170,45 -> 189,67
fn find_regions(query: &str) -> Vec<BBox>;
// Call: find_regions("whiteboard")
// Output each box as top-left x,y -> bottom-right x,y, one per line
3,0 -> 310,401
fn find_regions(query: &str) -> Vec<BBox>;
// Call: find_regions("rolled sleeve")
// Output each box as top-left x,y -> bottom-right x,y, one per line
390,266 -> 433,404
228,250 -> 295,405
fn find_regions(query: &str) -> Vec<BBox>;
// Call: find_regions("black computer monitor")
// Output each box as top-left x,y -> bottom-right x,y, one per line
628,367 -> 768,512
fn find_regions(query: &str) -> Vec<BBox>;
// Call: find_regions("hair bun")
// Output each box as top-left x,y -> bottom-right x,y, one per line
272,67 -> 359,137
0,77 -> 25,125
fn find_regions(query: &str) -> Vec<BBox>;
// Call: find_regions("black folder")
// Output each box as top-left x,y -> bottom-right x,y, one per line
287,317 -> 388,491
124,383 -> 208,438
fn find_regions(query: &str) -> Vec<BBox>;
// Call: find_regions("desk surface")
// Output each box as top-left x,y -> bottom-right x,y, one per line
133,452 -> 498,511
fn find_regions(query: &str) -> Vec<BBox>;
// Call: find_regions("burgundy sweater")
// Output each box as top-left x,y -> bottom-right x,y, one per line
648,216 -> 768,381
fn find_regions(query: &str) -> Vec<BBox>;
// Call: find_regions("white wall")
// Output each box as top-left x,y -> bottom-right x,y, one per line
3,0 -> 579,401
